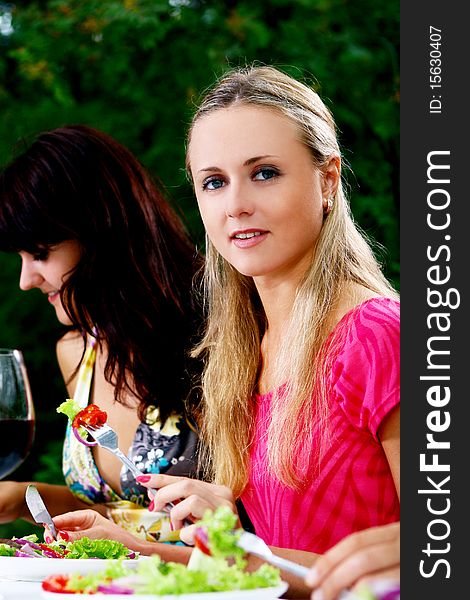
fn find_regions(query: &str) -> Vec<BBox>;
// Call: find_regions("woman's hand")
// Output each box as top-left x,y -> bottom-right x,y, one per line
44,509 -> 140,549
136,474 -> 237,544
305,522 -> 400,600
44,508 -> 193,563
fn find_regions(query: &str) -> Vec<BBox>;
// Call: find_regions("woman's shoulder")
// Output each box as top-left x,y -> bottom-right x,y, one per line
56,329 -> 85,357
56,330 -> 86,383
349,295 -> 400,325
330,295 -> 400,434
332,295 -> 400,366
329,285 -> 399,333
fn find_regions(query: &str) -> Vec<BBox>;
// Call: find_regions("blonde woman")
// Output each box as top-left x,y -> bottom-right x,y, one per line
50,67 -> 400,598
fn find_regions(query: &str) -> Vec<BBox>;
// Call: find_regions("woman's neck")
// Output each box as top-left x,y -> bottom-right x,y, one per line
255,279 -> 380,395
254,264 -> 305,335
255,277 -> 298,395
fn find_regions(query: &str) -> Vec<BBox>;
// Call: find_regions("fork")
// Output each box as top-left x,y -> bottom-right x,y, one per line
237,532 -> 362,599
83,422 -> 185,519
237,531 -> 310,579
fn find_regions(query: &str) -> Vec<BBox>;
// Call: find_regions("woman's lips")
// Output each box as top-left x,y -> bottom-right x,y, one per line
47,291 -> 60,304
231,230 -> 268,249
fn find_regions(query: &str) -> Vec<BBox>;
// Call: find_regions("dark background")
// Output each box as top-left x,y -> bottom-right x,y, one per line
0,0 -> 399,539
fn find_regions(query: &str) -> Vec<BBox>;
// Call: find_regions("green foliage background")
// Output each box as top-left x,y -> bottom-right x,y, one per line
0,0 -> 399,538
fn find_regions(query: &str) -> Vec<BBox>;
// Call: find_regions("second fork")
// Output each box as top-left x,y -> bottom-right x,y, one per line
83,422 -> 191,525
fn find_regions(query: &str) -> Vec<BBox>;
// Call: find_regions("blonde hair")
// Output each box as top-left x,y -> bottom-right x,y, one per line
187,66 -> 397,494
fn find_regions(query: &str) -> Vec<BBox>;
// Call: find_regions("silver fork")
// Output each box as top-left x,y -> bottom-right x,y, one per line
83,422 -> 184,519
237,531 -> 361,599
237,531 -> 310,579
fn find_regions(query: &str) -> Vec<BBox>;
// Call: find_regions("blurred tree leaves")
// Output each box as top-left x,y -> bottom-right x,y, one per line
0,0 -> 399,537
0,0 -> 399,254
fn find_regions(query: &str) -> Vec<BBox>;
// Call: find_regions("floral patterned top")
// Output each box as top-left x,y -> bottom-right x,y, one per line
62,335 -> 199,508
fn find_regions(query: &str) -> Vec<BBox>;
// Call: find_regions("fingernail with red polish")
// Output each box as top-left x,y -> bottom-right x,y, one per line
58,530 -> 69,541
136,475 -> 151,483
45,535 -> 53,544
148,500 -> 155,511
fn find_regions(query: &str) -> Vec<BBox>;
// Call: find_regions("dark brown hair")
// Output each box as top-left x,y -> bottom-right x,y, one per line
0,125 -> 202,422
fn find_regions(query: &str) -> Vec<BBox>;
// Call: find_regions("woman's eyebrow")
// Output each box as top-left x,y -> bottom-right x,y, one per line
197,166 -> 221,174
197,155 -> 279,175
244,155 -> 279,166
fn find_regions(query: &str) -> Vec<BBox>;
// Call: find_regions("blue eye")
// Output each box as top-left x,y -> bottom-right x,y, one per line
202,177 -> 225,191
253,167 -> 279,181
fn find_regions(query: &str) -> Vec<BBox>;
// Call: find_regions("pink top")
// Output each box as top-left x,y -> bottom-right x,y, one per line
241,297 -> 400,553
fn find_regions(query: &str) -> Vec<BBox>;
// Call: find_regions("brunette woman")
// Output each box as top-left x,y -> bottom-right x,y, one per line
0,125 -> 202,551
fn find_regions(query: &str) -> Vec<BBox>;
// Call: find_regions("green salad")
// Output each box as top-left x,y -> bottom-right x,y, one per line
0,534 -> 138,560
41,506 -> 281,595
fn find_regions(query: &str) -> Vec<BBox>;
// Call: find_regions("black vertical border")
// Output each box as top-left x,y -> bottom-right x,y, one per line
401,3 -> 468,599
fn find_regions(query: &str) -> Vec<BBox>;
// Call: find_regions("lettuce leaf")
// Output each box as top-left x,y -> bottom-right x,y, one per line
63,537 -> 133,559
56,398 -> 82,421
0,543 -> 16,556
198,505 -> 245,562
65,561 -> 130,593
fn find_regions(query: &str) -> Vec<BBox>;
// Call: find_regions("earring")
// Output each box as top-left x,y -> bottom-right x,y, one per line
323,195 -> 334,214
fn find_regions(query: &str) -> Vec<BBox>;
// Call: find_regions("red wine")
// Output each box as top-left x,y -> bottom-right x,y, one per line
0,419 -> 35,479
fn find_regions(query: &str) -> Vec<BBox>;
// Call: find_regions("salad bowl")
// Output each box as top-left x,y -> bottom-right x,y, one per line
0,536 -> 143,582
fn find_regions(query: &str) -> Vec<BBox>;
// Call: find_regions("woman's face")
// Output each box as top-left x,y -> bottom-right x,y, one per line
19,240 -> 82,325
189,105 -> 338,287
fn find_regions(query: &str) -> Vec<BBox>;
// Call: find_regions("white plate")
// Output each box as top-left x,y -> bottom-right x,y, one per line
0,579 -> 42,599
0,555 -> 142,582
41,582 -> 289,599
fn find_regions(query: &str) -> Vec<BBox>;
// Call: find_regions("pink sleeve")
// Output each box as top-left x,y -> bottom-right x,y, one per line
330,298 -> 400,440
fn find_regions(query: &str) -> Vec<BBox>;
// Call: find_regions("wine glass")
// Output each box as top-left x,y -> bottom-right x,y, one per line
0,348 -> 35,479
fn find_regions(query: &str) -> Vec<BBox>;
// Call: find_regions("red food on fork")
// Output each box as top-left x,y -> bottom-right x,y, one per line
72,405 -> 107,430
194,527 -> 211,556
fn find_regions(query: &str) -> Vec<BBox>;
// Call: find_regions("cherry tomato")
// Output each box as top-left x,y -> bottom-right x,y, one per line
37,543 -> 68,558
72,404 -> 107,429
41,574 -> 74,593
